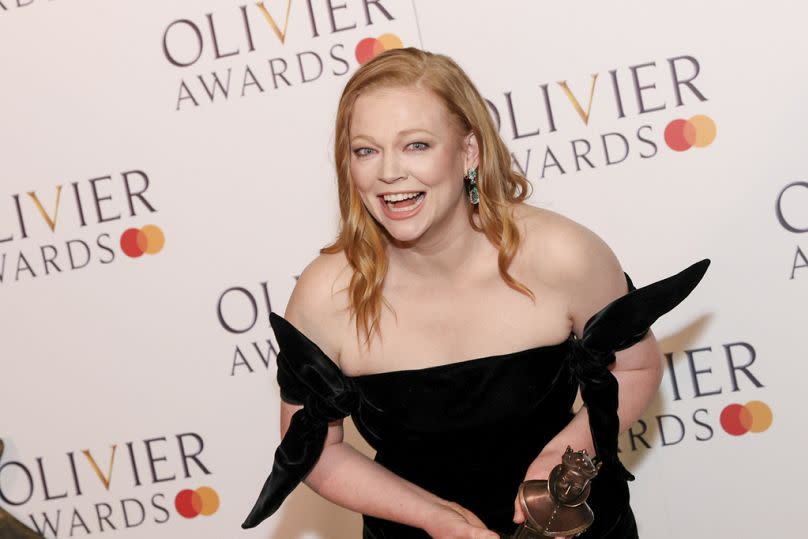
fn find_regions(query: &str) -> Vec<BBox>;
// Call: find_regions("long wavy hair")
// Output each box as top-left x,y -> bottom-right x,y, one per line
321,47 -> 535,349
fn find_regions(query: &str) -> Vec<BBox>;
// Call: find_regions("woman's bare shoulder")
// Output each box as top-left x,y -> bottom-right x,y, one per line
511,202 -> 616,278
283,250 -> 353,366
511,202 -> 630,332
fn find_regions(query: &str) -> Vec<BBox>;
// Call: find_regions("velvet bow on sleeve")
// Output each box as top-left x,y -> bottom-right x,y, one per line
241,312 -> 359,529
568,258 -> 710,481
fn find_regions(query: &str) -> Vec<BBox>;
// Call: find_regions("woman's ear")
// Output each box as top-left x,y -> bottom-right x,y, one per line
464,131 -> 480,170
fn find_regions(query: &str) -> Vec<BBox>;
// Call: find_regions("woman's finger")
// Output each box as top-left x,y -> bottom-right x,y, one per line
513,495 -> 525,523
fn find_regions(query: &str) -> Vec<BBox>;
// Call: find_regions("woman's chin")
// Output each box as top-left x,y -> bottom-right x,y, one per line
381,222 -> 425,246
388,231 -> 422,246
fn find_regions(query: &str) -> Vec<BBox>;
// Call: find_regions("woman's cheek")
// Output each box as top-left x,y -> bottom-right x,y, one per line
350,164 -> 373,191
407,159 -> 437,185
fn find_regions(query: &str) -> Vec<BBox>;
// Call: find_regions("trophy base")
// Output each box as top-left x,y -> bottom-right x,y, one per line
513,479 -> 594,538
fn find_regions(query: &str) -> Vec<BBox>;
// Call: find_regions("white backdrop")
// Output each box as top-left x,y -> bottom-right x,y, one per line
1,1 -> 806,538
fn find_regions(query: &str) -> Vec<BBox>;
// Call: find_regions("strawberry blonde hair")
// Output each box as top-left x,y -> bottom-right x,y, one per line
321,47 -> 534,348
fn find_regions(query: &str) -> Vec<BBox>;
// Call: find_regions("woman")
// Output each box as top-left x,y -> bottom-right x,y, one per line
241,48 -> 709,538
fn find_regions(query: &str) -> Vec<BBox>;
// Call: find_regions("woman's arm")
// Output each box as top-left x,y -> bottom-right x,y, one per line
278,254 -> 500,538
513,218 -> 664,523
519,333 -> 662,476
281,402 -> 499,538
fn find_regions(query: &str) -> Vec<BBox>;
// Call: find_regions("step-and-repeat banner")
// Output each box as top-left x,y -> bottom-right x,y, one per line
1,1 -> 805,538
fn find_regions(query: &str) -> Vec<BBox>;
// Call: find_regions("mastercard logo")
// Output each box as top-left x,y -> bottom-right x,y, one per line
120,224 -> 165,258
664,114 -> 717,151
720,400 -> 773,436
175,486 -> 220,518
355,33 -> 403,65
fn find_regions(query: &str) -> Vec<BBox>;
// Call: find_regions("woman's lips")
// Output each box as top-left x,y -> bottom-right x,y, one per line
378,192 -> 426,220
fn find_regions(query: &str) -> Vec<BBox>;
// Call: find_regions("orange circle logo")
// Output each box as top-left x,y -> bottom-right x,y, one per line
355,33 -> 403,64
720,400 -> 773,436
120,224 -> 165,258
175,486 -> 220,518
664,114 -> 717,151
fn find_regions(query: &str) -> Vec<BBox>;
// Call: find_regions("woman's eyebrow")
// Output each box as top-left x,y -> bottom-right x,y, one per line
398,128 -> 434,137
351,128 -> 435,143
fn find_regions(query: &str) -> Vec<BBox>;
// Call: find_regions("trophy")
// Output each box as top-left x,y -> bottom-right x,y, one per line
509,446 -> 601,538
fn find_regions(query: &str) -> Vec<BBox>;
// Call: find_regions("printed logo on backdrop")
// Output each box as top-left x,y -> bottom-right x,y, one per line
775,179 -> 807,280
485,55 -> 716,180
216,280 -> 280,376
0,170 -> 162,286
0,432 -> 216,536
618,340 -> 771,454
162,0 -> 418,111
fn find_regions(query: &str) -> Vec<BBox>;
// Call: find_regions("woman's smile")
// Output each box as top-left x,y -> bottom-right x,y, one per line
378,191 -> 426,219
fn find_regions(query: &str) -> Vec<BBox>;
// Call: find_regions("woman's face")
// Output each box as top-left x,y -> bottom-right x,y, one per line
348,84 -> 478,244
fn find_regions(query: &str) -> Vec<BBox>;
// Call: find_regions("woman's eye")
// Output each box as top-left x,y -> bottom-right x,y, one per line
353,143 -> 427,157
353,147 -> 374,157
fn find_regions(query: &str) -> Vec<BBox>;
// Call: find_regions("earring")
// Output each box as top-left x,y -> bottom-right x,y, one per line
464,167 -> 479,205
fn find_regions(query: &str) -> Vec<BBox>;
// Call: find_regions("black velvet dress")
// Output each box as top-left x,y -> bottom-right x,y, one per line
241,259 -> 710,538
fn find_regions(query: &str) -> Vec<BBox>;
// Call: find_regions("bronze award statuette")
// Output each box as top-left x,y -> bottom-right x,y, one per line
510,446 -> 601,538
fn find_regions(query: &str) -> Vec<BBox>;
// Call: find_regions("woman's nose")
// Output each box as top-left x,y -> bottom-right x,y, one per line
379,153 -> 405,183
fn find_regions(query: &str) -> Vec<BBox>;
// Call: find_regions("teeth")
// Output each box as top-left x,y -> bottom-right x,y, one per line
388,192 -> 425,213
382,192 -> 421,202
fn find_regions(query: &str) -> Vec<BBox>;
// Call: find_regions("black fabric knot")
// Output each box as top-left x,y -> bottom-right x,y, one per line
568,335 -> 614,386
242,313 -> 360,529
277,348 -> 360,421
303,383 -> 361,422
568,331 -> 635,482
566,259 -> 711,485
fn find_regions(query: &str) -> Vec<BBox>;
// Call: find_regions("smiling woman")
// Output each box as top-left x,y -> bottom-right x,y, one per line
241,47 -> 709,539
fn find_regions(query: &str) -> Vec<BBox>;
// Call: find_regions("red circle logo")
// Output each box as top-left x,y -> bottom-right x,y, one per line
174,486 -> 220,518
664,114 -> 717,151
719,400 -> 773,436
120,224 -> 165,258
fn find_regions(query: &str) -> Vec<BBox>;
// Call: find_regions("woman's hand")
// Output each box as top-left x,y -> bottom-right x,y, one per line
512,448 -> 569,539
423,500 -> 501,539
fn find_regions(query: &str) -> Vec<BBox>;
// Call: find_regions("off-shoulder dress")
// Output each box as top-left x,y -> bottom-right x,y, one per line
241,259 -> 710,538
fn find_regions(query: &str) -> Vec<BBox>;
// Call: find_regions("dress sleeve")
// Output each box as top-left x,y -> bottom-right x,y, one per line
568,258 -> 710,481
241,312 -> 360,529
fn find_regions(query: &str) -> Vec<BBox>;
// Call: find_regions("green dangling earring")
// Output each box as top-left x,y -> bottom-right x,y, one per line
465,167 -> 480,205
